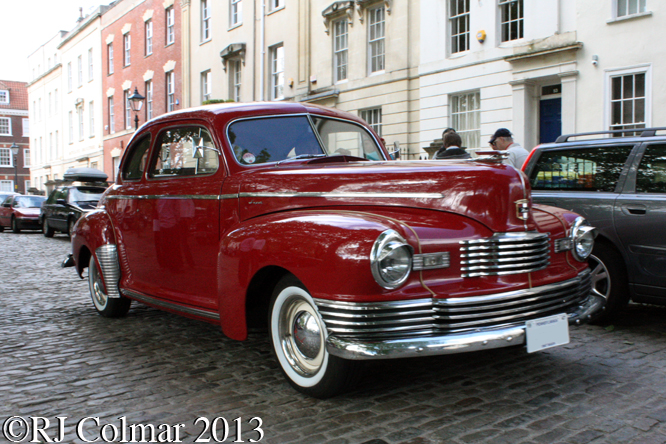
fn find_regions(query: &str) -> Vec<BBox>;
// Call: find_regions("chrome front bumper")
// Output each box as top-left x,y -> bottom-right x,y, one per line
325,287 -> 605,361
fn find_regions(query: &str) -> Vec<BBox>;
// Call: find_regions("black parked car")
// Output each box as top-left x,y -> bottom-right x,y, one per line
523,128 -> 666,321
41,168 -> 108,238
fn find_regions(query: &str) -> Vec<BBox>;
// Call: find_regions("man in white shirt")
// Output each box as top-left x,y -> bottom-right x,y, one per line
489,128 -> 529,169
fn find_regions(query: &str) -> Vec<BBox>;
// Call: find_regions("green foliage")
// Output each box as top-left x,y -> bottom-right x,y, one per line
202,99 -> 235,105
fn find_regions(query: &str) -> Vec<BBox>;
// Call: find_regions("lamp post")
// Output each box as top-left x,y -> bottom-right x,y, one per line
10,143 -> 19,193
127,87 -> 146,131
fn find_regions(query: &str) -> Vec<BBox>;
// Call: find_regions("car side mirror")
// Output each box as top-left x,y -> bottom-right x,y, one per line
56,199 -> 66,205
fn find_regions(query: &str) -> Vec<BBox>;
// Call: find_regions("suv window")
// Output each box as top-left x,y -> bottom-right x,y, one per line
636,144 -> 666,193
150,126 -> 219,177
529,145 -> 634,192
123,136 -> 152,181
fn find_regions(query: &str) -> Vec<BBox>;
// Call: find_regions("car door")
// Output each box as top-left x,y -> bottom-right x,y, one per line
111,124 -> 224,310
614,142 -> 666,299
52,188 -> 69,231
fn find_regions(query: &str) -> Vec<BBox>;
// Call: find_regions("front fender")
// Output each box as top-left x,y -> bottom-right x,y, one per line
72,209 -> 117,277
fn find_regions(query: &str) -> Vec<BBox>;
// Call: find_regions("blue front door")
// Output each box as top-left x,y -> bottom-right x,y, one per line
539,98 -> 562,144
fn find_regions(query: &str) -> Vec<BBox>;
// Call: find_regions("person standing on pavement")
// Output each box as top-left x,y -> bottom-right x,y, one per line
435,132 -> 471,159
489,128 -> 529,168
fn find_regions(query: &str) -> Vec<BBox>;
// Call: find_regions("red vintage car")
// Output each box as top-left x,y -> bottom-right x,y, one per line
64,102 -> 602,398
0,195 -> 46,233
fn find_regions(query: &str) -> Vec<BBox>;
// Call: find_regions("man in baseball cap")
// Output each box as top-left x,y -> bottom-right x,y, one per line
489,128 -> 529,168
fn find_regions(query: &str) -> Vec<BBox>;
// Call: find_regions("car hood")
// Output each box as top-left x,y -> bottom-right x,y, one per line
237,160 -> 534,233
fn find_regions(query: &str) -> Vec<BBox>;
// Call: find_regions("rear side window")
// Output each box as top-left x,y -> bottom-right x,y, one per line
150,126 -> 219,177
529,145 -> 634,192
636,144 -> 666,193
122,136 -> 152,181
311,116 -> 384,160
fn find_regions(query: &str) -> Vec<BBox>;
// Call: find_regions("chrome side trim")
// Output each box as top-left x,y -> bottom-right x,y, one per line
106,195 -> 227,200
239,192 -> 445,199
95,245 -> 121,299
121,289 -> 221,321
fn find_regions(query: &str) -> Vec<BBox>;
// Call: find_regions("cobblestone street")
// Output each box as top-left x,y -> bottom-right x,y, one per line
2,232 -> 666,444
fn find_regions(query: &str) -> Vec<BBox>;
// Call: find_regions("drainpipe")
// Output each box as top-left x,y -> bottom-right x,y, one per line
260,0 -> 266,101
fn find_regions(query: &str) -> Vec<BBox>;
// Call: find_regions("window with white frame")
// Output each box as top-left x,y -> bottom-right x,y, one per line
48,92 -> 52,116
38,98 -> 42,121
167,72 -> 175,111
124,89 -> 132,129
124,33 -> 131,66
201,0 -> 211,41
69,111 -> 74,144
108,43 -> 114,74
269,0 -> 283,12
201,70 -> 212,102
333,19 -> 348,82
368,6 -> 385,73
360,108 -> 382,137
450,91 -> 481,149
55,130 -> 59,157
22,118 -> 29,136
166,7 -> 175,45
499,0 -> 523,42
270,44 -> 284,100
145,20 -> 153,56
88,48 -> 93,81
0,90 -> 8,104
49,133 -> 53,159
108,96 -> 115,134
0,181 -> 12,192
0,148 -> 10,166
616,0 -> 646,18
89,101 -> 95,137
0,117 -> 10,136
67,62 -> 72,92
54,89 -> 58,112
450,0 -> 470,54
609,69 -> 648,133
231,60 -> 242,102
78,55 -> 83,87
78,107 -> 84,141
145,81 -> 153,120
230,0 -> 242,27
24,149 -> 30,167
25,180 -> 30,191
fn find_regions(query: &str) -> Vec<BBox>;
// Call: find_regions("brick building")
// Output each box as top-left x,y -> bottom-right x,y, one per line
101,0 -> 182,182
0,81 -> 30,194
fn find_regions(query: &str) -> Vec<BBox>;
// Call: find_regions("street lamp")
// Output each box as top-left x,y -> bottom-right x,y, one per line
10,143 -> 19,193
127,87 -> 146,131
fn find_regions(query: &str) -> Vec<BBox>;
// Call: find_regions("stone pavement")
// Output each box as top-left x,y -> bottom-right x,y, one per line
2,232 -> 666,444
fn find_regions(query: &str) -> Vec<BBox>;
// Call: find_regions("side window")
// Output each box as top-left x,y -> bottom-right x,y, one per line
150,126 -> 219,177
311,116 -> 384,160
529,145 -> 634,192
122,136 -> 152,181
636,144 -> 666,193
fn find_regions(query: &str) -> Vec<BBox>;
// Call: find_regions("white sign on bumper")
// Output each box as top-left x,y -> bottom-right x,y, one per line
526,313 -> 570,353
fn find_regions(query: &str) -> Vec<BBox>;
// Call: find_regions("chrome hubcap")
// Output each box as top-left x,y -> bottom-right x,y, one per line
90,262 -> 108,308
293,311 -> 322,359
589,254 -> 610,301
279,296 -> 325,377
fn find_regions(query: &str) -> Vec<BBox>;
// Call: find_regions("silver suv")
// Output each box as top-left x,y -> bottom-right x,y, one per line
523,128 -> 666,321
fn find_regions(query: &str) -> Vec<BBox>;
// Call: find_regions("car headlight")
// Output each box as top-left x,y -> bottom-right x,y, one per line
370,230 -> 413,289
571,217 -> 597,262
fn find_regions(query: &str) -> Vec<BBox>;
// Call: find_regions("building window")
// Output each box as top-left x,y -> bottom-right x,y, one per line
0,117 -> 10,136
333,19 -> 348,82
0,148 -> 10,167
145,81 -> 153,120
360,108 -> 382,137
78,55 -> 83,87
108,96 -> 115,134
616,0 -> 646,18
88,48 -> 94,81
269,0 -> 283,12
145,20 -> 153,56
22,118 -> 29,136
166,7 -> 175,45
201,0 -> 211,41
167,72 -> 175,111
0,180 -> 13,192
368,6 -> 385,73
67,62 -> 72,92
609,70 -> 647,133
38,98 -> 42,121
108,43 -> 114,74
54,89 -> 58,112
201,70 -> 212,102
231,60 -> 241,102
499,0 -> 523,42
450,0 -> 470,54
89,101 -> 95,137
124,33 -> 131,66
124,90 -> 132,129
270,44 -> 284,100
450,91 -> 481,149
55,130 -> 59,157
230,0 -> 242,26
68,111 -> 74,144
48,92 -> 52,116
78,107 -> 84,141
49,133 -> 53,159
0,90 -> 8,104
24,149 -> 30,167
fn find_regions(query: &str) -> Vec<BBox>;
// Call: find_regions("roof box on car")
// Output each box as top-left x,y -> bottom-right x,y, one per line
63,167 -> 108,183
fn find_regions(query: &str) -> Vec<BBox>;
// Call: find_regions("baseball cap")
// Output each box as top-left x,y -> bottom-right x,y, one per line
489,128 -> 512,144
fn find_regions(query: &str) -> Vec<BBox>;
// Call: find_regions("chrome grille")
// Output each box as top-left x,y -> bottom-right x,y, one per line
460,232 -> 550,277
315,270 -> 591,339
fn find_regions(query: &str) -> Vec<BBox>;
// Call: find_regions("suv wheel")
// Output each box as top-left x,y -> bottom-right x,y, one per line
43,218 -> 55,238
589,242 -> 629,323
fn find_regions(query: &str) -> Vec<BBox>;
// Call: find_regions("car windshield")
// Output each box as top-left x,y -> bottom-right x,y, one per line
69,187 -> 106,203
14,196 -> 46,208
